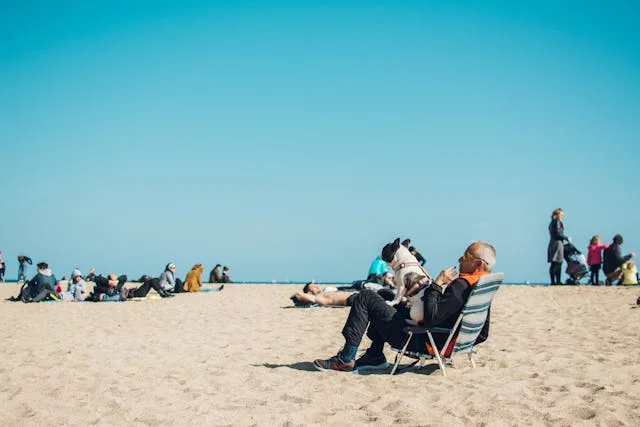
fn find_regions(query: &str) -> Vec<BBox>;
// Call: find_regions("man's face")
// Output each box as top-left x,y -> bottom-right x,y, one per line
458,244 -> 486,274
308,284 -> 322,295
382,273 -> 395,287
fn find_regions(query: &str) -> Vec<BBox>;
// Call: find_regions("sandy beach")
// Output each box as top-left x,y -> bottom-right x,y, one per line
1,282 -> 639,426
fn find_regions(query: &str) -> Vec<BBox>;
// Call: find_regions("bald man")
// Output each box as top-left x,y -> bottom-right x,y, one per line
313,241 -> 496,372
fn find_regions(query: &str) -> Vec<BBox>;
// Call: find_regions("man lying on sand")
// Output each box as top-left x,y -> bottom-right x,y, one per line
312,241 -> 496,371
291,276 -> 398,308
291,282 -> 355,307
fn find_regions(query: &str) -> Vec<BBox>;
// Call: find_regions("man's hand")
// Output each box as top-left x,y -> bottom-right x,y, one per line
434,266 -> 458,290
631,252 -> 636,258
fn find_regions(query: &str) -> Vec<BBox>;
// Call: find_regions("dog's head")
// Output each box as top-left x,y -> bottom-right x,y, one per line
381,238 -> 401,263
381,238 -> 415,268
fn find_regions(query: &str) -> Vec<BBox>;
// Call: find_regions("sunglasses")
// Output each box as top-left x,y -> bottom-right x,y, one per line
461,251 -> 488,265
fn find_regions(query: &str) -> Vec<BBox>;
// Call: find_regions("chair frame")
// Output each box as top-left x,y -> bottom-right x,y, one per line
390,272 -> 503,376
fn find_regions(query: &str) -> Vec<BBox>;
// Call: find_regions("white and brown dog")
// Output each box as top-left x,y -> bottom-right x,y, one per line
381,238 -> 432,323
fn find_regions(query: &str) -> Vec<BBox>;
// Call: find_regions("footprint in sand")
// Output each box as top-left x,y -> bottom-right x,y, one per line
572,406 -> 597,420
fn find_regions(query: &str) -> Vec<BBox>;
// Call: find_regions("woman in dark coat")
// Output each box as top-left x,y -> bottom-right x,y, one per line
547,208 -> 569,285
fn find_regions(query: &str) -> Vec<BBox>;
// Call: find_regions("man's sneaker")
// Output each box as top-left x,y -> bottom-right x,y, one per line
313,355 -> 355,372
355,351 -> 389,370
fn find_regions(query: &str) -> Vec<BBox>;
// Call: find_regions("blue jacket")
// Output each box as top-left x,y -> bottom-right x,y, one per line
368,256 -> 388,276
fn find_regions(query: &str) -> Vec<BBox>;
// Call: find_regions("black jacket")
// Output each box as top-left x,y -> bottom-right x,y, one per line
603,244 -> 632,274
548,219 -> 568,242
421,277 -> 490,348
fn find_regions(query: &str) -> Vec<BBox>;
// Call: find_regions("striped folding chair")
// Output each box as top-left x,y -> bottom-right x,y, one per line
390,272 -> 503,376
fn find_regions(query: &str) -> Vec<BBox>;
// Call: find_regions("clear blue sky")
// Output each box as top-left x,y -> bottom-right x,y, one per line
1,1 -> 639,283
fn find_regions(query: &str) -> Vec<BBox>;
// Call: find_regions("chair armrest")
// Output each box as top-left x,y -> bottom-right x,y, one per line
403,325 -> 453,335
429,327 -> 453,334
403,325 -> 428,334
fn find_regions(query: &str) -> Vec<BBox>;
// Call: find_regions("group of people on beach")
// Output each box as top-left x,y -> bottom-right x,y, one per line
5,259 -> 231,303
547,208 -> 637,286
293,238 -> 498,372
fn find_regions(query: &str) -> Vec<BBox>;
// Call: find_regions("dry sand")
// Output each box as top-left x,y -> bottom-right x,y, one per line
1,282 -> 639,426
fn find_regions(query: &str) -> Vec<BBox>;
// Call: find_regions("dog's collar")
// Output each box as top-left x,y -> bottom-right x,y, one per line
398,261 -> 421,269
390,260 -> 433,281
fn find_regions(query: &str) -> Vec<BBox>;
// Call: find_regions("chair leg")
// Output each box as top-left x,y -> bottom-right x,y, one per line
468,352 -> 476,368
427,332 -> 447,376
390,331 -> 413,375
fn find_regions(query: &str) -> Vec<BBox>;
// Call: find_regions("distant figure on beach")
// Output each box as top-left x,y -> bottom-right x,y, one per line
292,282 -> 355,307
209,264 -> 223,283
86,267 -> 96,282
11,262 -> 58,303
291,278 -> 398,307
409,246 -> 426,266
621,261 -> 638,285
222,266 -> 232,283
17,254 -> 33,283
183,264 -> 204,292
603,235 -> 635,286
61,269 -> 87,301
587,235 -> 610,285
366,256 -> 389,284
0,251 -> 5,282
90,273 -> 129,301
127,275 -> 175,298
159,263 -> 183,293
547,208 -> 570,285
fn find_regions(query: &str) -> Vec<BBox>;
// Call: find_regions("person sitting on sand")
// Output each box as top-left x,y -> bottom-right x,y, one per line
11,262 -> 58,302
61,269 -> 87,301
209,264 -> 223,283
126,275 -> 175,298
312,241 -> 495,372
366,256 -> 389,285
621,261 -> 638,285
183,264 -> 204,292
222,266 -> 232,283
86,267 -> 96,282
159,263 -> 183,293
90,273 -> 129,301
603,235 -> 635,285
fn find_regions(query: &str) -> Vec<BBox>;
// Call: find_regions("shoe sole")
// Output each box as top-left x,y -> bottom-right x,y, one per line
355,362 -> 390,371
312,361 -> 355,372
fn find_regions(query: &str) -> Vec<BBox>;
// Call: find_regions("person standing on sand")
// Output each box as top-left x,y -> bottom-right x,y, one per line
547,208 -> 570,285
17,254 -> 33,283
0,251 -> 5,282
587,235 -> 610,285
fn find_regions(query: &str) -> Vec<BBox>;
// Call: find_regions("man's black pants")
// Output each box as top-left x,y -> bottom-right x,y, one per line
342,290 -> 409,352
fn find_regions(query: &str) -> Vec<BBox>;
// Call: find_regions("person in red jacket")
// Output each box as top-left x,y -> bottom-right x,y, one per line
587,235 -> 610,285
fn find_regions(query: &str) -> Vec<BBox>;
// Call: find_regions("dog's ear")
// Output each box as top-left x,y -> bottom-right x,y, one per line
393,238 -> 400,247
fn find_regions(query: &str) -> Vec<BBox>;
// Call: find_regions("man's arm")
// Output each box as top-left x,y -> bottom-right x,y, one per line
421,279 -> 470,328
